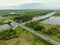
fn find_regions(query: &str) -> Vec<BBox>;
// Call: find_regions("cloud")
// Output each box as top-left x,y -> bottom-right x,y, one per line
0,0 -> 44,7
0,0 -> 60,9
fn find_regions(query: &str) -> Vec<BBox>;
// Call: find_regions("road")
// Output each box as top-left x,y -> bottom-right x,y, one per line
19,24 -> 60,45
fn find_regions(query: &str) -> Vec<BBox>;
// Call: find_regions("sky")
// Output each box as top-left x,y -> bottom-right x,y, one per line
0,0 -> 60,9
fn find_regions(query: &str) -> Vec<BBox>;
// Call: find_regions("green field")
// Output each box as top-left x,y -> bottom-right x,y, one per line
53,11 -> 60,16
0,17 -> 8,25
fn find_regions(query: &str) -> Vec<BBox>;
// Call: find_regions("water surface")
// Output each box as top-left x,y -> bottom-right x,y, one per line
0,24 -> 10,30
32,12 -> 56,21
42,16 -> 60,24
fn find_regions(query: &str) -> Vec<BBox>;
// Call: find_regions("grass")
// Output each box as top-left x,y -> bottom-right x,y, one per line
53,11 -> 60,16
0,41 -> 8,45
0,17 -> 6,25
40,24 -> 60,42
40,32 -> 60,42
13,40 -> 20,45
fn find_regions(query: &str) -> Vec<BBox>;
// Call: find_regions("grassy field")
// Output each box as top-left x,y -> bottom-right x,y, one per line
25,21 -> 60,42
53,11 -> 60,16
0,27 -> 53,45
0,17 -> 7,25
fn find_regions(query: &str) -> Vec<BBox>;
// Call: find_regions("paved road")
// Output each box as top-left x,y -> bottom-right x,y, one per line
19,24 -> 60,45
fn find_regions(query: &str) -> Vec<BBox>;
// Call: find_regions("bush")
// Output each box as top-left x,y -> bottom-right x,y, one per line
34,24 -> 44,31
57,36 -> 60,39
26,21 -> 44,31
46,27 -> 58,35
0,28 -> 17,40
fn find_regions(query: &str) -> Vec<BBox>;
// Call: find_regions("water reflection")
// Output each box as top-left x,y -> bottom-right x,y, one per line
0,24 -> 10,30
42,16 -> 60,24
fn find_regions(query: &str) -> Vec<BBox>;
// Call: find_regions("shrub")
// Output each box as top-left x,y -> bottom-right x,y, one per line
0,28 -> 17,40
34,24 -> 44,31
26,21 -> 44,31
46,27 -> 58,35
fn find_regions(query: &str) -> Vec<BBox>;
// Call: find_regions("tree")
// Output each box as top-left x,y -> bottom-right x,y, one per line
0,28 -> 17,40
47,27 -> 58,35
34,24 -> 44,31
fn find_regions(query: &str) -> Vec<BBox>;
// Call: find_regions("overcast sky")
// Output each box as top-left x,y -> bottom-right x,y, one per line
0,0 -> 60,9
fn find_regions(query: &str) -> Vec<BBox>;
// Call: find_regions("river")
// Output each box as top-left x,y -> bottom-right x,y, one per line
42,16 -> 60,25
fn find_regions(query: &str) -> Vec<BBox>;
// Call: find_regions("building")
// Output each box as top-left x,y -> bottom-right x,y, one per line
10,12 -> 16,14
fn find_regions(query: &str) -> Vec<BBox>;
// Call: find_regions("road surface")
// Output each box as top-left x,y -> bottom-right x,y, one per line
19,24 -> 60,45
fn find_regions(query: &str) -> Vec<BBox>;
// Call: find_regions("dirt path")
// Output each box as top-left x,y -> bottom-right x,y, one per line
5,37 -> 31,45
5,38 -> 19,45
19,37 -> 31,45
